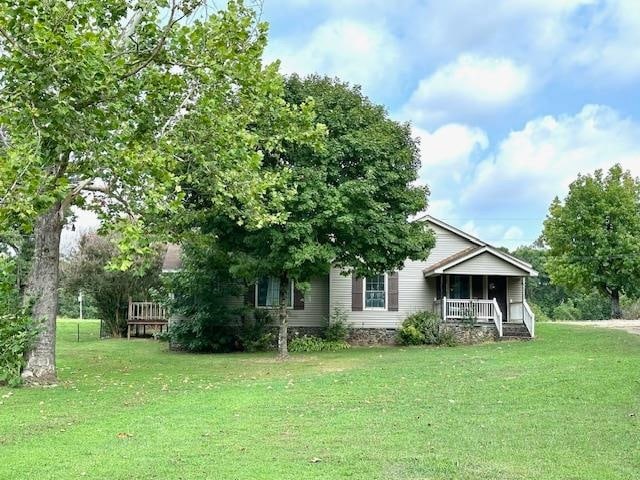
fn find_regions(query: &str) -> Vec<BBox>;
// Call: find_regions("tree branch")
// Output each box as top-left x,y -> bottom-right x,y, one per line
81,183 -> 136,218
120,1 -> 182,81
0,26 -> 37,58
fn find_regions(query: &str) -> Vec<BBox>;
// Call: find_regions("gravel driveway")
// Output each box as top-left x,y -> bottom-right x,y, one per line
556,320 -> 640,336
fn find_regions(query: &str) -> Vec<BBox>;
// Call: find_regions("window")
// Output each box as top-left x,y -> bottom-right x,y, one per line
365,274 -> 386,309
449,275 -> 470,299
256,277 -> 293,308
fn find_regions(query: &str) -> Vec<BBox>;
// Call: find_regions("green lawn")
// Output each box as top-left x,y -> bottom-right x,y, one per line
1,321 -> 638,479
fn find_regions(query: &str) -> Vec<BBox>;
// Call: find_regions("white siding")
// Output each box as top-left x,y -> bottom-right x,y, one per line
230,276 -> 329,327
327,223 -> 480,328
289,275 -> 329,327
329,260 -> 438,329
508,277 -> 525,321
424,223 -> 477,267
445,252 -> 529,276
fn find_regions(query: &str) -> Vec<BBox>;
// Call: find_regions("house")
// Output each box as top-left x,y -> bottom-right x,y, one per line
162,215 -> 538,343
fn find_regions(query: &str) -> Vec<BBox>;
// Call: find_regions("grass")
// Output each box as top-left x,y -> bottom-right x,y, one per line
1,320 -> 639,479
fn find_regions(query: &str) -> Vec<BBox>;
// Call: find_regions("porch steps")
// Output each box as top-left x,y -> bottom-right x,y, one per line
500,323 -> 532,340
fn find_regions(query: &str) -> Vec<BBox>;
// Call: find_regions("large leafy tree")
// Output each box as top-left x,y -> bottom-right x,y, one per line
0,0 -> 320,382
202,75 -> 435,357
543,164 -> 640,318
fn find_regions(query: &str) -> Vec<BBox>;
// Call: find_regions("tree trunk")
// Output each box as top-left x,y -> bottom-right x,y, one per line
611,289 -> 622,319
21,202 -> 64,384
277,273 -> 289,359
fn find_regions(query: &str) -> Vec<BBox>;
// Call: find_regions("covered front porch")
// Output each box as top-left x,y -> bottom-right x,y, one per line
423,246 -> 538,338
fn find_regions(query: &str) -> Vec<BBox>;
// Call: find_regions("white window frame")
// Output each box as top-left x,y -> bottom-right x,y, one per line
255,277 -> 294,309
363,274 -> 388,311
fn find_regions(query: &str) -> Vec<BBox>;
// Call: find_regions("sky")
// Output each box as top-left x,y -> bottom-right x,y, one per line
63,0 -> 640,252
260,0 -> 640,248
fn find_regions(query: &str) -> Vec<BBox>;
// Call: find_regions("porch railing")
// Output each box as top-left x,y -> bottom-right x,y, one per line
523,300 -> 535,338
493,298 -> 503,337
434,297 -> 503,337
444,298 -> 496,322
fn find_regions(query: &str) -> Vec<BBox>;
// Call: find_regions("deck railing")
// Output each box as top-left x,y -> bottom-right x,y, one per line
523,300 -> 535,338
128,299 -> 168,322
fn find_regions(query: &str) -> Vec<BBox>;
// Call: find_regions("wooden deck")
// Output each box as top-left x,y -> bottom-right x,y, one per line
127,298 -> 168,339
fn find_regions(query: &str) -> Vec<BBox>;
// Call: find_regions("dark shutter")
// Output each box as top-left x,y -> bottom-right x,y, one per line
244,283 -> 256,307
352,276 -> 363,311
388,272 -> 399,311
293,286 -> 305,310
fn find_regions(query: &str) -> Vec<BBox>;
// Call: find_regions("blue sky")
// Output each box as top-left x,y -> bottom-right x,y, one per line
261,0 -> 640,248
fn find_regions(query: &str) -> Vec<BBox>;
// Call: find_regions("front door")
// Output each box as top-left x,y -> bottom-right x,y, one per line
487,276 -> 507,321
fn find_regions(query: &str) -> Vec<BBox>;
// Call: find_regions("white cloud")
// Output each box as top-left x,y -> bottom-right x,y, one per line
461,104 -> 640,213
402,55 -> 532,126
504,226 -> 524,241
265,19 -> 402,96
414,123 -> 489,188
569,0 -> 640,83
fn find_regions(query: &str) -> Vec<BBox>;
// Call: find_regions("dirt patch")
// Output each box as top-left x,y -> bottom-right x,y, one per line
556,320 -> 640,336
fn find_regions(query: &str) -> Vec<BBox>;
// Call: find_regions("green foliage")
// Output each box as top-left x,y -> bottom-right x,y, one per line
57,288 -> 98,319
553,300 -> 581,321
621,296 -> 640,320
397,311 -> 453,346
166,239 -> 246,353
512,244 -> 567,319
529,302 -> 551,322
0,309 -> 38,387
200,75 -> 435,355
60,233 -> 162,336
512,244 -> 612,320
323,307 -> 350,342
571,291 -> 611,320
239,309 -> 275,353
289,335 -> 350,353
436,327 -> 458,347
0,0 -> 322,372
543,164 -> 640,317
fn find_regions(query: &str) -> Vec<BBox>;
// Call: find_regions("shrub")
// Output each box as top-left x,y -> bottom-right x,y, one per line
437,327 -> 457,347
0,310 -> 39,387
239,309 -> 275,352
323,307 -> 350,342
289,335 -> 350,353
169,316 -> 239,353
553,300 -> 581,321
529,302 -> 551,322
397,311 -> 442,346
397,324 -> 425,345
622,296 -> 640,320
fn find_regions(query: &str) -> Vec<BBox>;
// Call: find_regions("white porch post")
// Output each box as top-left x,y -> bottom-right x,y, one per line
442,296 -> 447,321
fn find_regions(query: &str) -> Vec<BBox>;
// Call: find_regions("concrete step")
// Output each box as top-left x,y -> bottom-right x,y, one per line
500,323 -> 532,339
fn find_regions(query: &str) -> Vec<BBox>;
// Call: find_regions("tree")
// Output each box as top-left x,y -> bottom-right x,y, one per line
0,1 -> 321,382
512,243 -> 610,320
543,164 -> 640,318
60,233 -> 162,336
201,75 -> 435,357
512,243 -> 567,318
